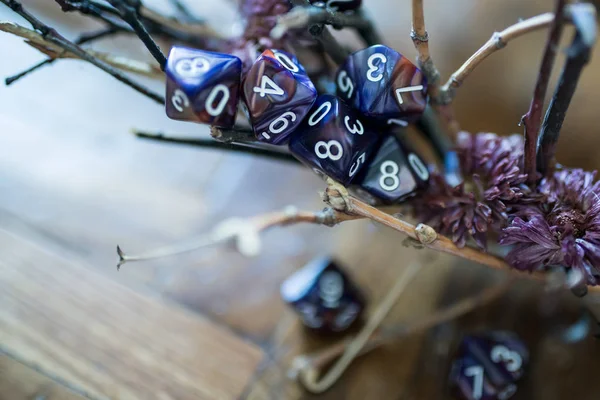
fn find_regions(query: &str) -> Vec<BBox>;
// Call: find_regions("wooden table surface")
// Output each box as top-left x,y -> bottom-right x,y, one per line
1,1 -> 600,399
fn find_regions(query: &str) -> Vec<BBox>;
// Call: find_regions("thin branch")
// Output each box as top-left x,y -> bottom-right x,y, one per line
297,260 -> 422,393
410,0 -> 460,138
133,130 -> 300,164
290,276 -> 514,378
0,1 -> 165,103
5,26 -> 119,85
210,126 -> 257,144
0,22 -> 163,79
537,3 -> 597,175
271,5 -> 372,39
106,0 -> 167,70
439,13 -> 556,103
411,0 -> 440,96
322,180 -> 511,271
116,206 -> 359,269
285,0 -> 350,64
522,0 -> 567,183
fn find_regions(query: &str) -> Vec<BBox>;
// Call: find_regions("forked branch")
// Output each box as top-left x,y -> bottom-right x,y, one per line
0,0 -> 165,103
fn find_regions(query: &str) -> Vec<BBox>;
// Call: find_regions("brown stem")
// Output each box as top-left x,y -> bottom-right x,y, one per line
439,12 -> 556,102
116,207 -> 359,268
291,276 -> 513,376
410,0 -> 460,138
323,182 -> 510,271
521,0 -> 567,183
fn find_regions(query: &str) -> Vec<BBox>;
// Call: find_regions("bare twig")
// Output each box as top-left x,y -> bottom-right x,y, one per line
522,0 -> 567,183
297,260 -> 422,393
290,276 -> 513,377
210,126 -> 257,144
439,13 -> 556,103
354,9 -> 383,46
167,0 -> 204,23
410,0 -> 460,138
133,130 -> 300,164
537,3 -> 597,175
0,1 -> 165,103
0,22 -> 163,79
411,0 -> 440,95
106,0 -> 167,69
116,206 -> 359,269
271,5 -> 372,40
322,181 -> 511,271
5,26 -> 119,85
285,0 -> 350,64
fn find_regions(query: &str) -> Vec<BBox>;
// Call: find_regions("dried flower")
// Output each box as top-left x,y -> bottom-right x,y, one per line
500,169 -> 600,285
413,132 -> 533,249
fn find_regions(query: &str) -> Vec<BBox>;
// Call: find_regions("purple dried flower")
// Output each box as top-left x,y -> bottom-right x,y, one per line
500,169 -> 600,285
413,132 -> 534,249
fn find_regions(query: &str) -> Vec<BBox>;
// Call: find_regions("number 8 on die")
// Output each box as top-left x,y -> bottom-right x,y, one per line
289,95 -> 378,186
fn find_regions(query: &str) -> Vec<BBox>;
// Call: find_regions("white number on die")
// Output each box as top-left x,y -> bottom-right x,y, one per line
490,345 -> 522,373
274,52 -> 299,72
261,112 -> 296,140
408,153 -> 429,180
337,70 -> 354,99
379,160 -> 400,191
175,57 -> 210,78
171,89 -> 190,112
205,84 -> 230,116
349,152 -> 366,177
366,53 -> 387,82
315,140 -> 343,161
253,75 -> 284,97
308,101 -> 332,126
344,116 -> 364,135
319,271 -> 344,308
395,85 -> 424,105
464,365 -> 484,400
387,119 -> 408,127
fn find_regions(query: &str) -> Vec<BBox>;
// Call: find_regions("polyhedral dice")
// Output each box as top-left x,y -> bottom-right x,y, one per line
309,0 -> 362,12
165,47 -> 242,127
336,44 -> 427,122
243,49 -> 317,144
281,257 -> 366,332
450,332 -> 529,400
356,133 -> 429,203
288,94 -> 378,185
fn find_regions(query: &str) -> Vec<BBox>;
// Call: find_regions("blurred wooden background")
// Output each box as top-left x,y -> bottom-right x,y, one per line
1,0 -> 600,399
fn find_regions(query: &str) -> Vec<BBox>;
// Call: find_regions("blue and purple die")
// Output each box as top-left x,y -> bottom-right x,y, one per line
288,94 -> 379,186
242,49 -> 317,144
450,332 -> 529,400
165,46 -> 242,128
281,257 -> 366,333
356,133 -> 430,203
336,44 -> 428,124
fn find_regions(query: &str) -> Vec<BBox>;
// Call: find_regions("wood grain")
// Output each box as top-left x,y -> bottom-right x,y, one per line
0,354 -> 86,400
0,229 -> 263,400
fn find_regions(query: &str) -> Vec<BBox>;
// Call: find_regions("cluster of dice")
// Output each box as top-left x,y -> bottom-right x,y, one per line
281,257 -> 529,400
165,44 -> 431,203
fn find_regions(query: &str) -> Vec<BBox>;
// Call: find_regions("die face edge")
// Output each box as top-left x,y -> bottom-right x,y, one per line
165,77 -> 201,122
357,135 -> 418,203
254,80 -> 317,144
280,256 -> 331,303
